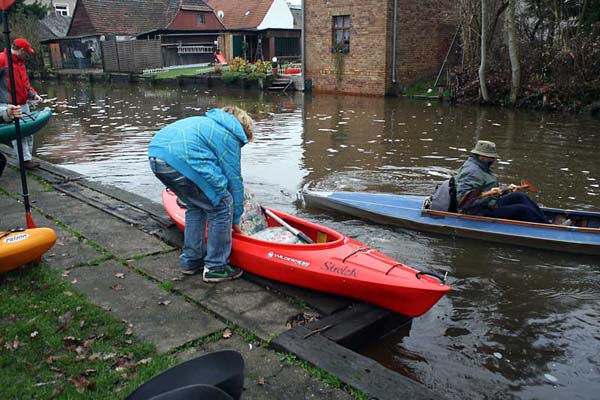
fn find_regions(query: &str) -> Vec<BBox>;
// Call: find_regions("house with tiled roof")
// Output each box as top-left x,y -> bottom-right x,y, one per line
52,0 -> 225,70
205,0 -> 300,63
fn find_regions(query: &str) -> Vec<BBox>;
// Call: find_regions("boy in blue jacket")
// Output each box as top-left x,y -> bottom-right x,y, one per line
149,106 -> 254,282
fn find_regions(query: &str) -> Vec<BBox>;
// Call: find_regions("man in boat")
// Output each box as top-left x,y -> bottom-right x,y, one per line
148,106 -> 254,283
455,140 -> 547,223
0,104 -> 22,177
0,38 -> 43,170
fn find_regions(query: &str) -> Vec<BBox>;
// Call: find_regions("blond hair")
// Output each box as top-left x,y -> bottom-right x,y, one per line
222,105 -> 254,141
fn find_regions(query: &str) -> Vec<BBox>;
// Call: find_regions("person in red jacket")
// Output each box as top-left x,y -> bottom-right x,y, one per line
0,38 -> 43,169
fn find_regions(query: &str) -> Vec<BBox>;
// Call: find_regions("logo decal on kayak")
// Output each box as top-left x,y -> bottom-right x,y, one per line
323,261 -> 358,278
4,233 -> 29,244
267,252 -> 310,267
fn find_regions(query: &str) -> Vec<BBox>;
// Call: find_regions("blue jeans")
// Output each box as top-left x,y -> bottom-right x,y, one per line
150,158 -> 233,273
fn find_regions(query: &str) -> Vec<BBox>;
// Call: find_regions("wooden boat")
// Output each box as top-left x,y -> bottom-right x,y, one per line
0,227 -> 56,273
0,107 -> 52,145
163,189 -> 451,317
301,188 -> 600,255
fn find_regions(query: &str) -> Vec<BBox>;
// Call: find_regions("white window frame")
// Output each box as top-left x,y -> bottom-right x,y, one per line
55,4 -> 69,17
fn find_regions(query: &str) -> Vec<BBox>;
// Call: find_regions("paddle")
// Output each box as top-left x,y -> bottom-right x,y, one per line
477,179 -> 538,200
1,0 -> 36,229
262,207 -> 314,244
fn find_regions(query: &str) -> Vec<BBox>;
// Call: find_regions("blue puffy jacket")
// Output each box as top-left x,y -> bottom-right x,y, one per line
148,109 -> 248,223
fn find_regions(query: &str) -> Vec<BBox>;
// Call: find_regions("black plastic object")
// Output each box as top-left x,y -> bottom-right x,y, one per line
127,350 -> 244,400
149,384 -> 233,400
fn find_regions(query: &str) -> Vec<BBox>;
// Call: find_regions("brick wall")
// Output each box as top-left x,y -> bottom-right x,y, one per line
305,0 -> 457,96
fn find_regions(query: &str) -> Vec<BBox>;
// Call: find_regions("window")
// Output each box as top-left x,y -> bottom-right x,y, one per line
197,14 -> 206,25
55,4 -> 69,16
332,15 -> 350,53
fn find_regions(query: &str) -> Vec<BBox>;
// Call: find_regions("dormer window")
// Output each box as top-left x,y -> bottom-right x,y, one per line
55,4 -> 69,16
197,14 -> 206,25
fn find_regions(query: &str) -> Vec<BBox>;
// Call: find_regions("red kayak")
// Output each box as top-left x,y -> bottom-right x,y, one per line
162,189 -> 451,317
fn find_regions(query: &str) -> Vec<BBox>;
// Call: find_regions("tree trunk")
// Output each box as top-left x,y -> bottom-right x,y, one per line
506,0 -> 520,105
479,0 -> 490,102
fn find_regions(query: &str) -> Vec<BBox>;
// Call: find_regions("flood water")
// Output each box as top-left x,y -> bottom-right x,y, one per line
31,80 -> 599,400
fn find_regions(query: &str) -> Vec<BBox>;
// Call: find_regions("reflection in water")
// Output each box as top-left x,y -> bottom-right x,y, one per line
31,81 -> 600,399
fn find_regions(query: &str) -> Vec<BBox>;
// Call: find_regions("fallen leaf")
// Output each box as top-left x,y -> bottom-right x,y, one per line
158,300 -> 171,306
11,336 -> 20,350
63,291 -> 73,297
50,386 -> 65,398
115,273 -> 125,279
30,331 -> 39,338
46,355 -> 56,364
222,328 -> 233,339
61,271 -> 70,277
56,311 -> 74,333
258,377 -> 265,385
111,283 -> 124,291
137,358 -> 152,365
71,279 -> 78,284
9,314 -> 16,322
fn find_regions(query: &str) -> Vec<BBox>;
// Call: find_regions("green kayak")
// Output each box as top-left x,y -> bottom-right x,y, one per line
0,107 -> 52,145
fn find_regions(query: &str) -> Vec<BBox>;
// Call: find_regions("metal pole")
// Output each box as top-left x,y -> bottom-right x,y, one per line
2,10 -> 35,228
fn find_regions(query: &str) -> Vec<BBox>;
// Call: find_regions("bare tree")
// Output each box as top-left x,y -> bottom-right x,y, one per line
506,0 -> 521,104
479,0 -> 490,102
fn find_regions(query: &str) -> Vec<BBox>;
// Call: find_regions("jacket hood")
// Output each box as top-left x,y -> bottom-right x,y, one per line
206,108 -> 248,145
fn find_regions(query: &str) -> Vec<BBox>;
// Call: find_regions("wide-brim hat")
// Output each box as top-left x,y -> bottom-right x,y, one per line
471,140 -> 499,158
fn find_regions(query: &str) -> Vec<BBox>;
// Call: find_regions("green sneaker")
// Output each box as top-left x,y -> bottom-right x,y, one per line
203,265 -> 243,283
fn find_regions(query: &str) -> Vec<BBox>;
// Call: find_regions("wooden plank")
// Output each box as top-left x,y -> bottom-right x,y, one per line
272,326 -> 443,400
319,304 -> 412,347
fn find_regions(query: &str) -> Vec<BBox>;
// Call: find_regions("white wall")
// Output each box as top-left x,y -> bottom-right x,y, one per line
257,0 -> 294,30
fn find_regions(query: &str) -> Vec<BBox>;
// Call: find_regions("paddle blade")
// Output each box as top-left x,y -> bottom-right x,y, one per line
521,179 -> 538,193
25,211 -> 36,229
0,0 -> 15,11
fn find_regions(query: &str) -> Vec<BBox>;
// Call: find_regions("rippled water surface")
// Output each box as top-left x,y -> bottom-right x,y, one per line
31,80 -> 600,399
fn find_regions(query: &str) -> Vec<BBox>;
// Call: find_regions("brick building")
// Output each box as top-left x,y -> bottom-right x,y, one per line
304,0 -> 457,96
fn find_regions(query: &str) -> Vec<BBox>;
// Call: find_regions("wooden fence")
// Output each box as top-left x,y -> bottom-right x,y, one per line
101,40 -> 163,73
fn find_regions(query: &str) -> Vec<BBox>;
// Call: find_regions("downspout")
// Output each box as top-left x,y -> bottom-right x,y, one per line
392,0 -> 398,84
301,0 -> 305,90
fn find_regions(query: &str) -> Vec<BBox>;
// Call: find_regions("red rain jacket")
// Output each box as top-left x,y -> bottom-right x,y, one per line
0,49 -> 37,105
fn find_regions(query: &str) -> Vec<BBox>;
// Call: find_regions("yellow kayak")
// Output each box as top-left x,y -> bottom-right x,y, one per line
0,227 -> 56,273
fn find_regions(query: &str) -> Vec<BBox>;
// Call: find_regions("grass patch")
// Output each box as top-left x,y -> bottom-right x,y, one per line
144,66 -> 215,79
0,264 -> 175,399
402,80 -> 450,98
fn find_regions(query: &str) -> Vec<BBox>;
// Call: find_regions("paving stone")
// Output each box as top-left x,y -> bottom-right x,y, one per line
179,336 -> 353,400
0,164 -> 53,196
132,252 -> 308,341
32,190 -> 173,259
67,260 -> 226,353
0,193 -> 104,268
